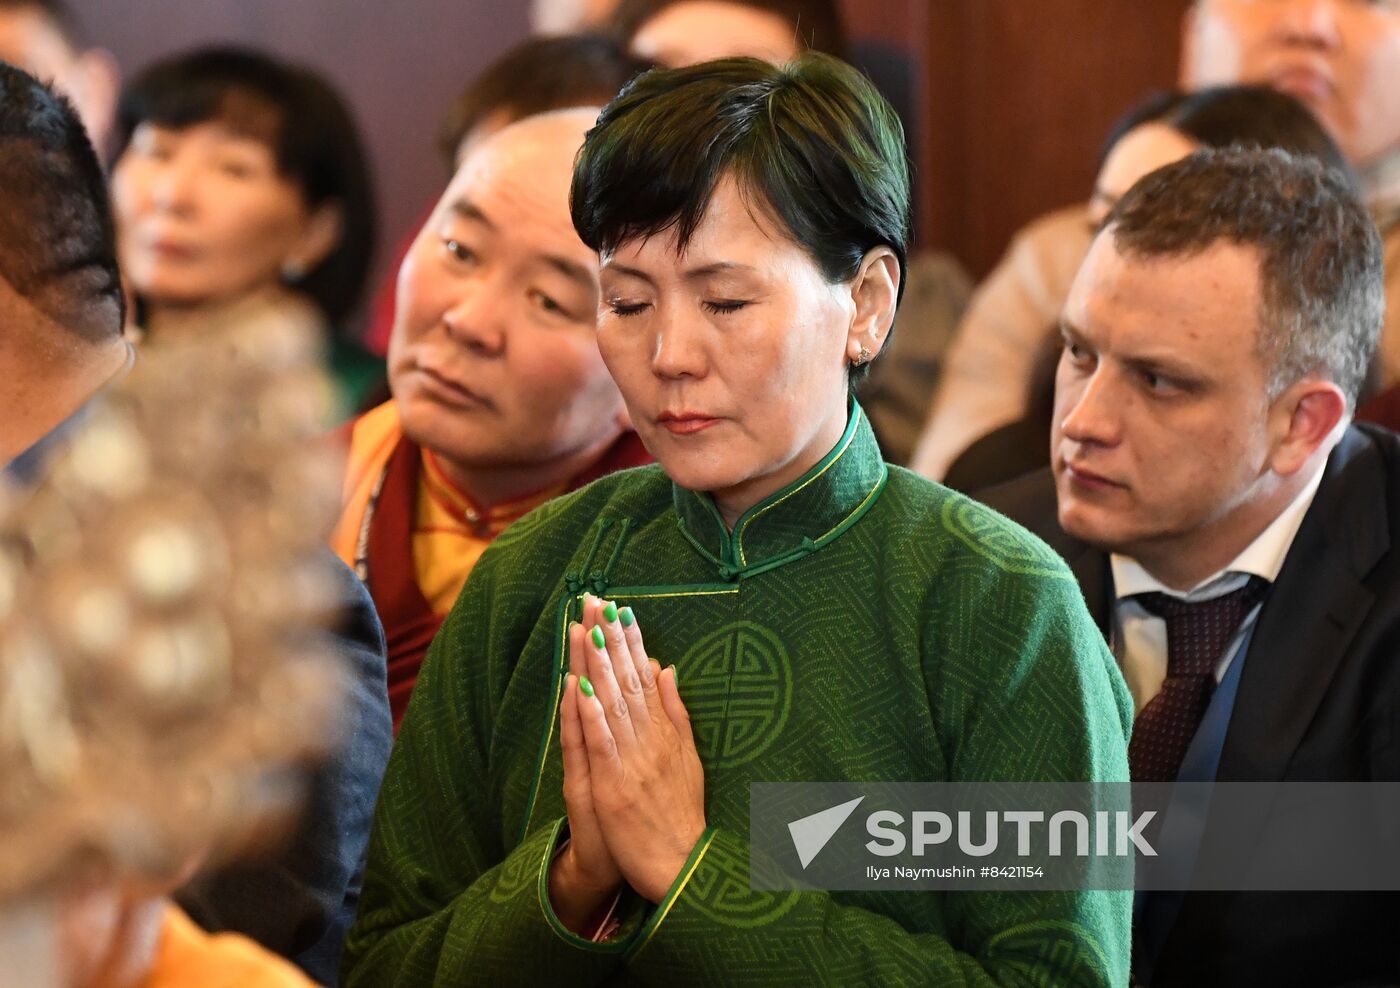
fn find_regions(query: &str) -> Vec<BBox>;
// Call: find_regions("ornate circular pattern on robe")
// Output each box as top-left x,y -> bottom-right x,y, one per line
680,621 -> 793,769
941,498 -> 1071,578
685,838 -> 801,929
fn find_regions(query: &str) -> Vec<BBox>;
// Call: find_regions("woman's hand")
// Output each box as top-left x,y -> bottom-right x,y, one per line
549,595 -> 626,935
574,593 -> 707,903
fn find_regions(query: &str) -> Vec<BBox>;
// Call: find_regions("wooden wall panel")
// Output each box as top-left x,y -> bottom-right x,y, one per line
922,0 -> 1192,276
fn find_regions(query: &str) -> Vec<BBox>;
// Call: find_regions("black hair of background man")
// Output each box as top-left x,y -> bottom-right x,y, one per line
0,57 -> 123,338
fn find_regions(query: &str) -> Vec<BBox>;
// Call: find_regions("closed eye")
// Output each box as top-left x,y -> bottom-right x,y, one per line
702,299 -> 748,315
608,300 -> 649,317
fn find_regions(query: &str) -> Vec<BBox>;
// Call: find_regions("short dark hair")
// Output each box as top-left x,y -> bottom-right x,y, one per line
114,47 -> 377,329
1106,146 -> 1382,407
0,61 -> 122,338
1098,86 -> 1352,185
0,0 -> 83,50
571,54 -> 909,382
609,0 -> 847,60
1167,85 -> 1355,188
1097,90 -> 1186,170
437,33 -> 652,173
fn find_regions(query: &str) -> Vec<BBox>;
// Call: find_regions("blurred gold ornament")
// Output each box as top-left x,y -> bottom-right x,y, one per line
0,316 -> 344,902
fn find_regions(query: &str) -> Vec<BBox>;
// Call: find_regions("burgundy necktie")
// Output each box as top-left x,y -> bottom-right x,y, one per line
1127,576 -> 1270,783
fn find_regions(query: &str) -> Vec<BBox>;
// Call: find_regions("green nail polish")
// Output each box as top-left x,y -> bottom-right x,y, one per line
670,664 -> 679,684
619,606 -> 635,628
603,601 -> 618,623
579,675 -> 595,698
591,626 -> 606,649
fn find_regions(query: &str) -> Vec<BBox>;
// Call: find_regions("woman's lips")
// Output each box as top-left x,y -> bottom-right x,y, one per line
147,239 -> 199,261
1271,66 -> 1334,105
657,412 -> 721,436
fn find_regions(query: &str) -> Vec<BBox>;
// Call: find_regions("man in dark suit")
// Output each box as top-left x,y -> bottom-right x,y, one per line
984,146 -> 1400,987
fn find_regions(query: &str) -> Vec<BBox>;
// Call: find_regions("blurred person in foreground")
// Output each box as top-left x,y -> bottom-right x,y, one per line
0,59 -> 373,986
363,33 -> 652,358
330,109 -> 650,730
609,0 -> 974,465
0,61 -> 392,985
941,84 -> 1355,493
914,0 -> 1400,481
110,46 -> 382,419
984,147 -> 1400,987
343,55 -> 1130,987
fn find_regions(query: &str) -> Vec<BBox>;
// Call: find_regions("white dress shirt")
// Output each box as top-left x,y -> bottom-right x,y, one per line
1110,467 -> 1325,713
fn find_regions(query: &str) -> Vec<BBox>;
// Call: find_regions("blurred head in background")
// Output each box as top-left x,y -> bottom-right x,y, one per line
610,0 -> 846,67
1183,0 -> 1400,172
0,0 -> 118,156
530,0 -> 623,34
1089,83 -> 1355,227
438,32 -> 651,172
109,47 -> 376,341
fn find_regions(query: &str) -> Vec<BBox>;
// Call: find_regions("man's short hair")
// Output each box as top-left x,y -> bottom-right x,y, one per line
0,61 -> 122,338
1105,146 -> 1383,407
571,53 -> 909,383
437,33 -> 652,173
609,0 -> 848,60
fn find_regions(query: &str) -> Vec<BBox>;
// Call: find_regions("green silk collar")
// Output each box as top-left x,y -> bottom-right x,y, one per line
671,401 -> 888,581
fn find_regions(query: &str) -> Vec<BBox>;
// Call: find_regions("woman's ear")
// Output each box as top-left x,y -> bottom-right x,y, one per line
287,200 -> 345,278
844,246 -> 900,367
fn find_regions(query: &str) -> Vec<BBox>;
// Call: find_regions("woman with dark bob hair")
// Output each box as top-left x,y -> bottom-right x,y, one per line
345,55 -> 1131,986
110,47 -> 379,414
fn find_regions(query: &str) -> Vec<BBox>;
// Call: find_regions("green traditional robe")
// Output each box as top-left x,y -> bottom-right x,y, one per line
343,404 -> 1133,987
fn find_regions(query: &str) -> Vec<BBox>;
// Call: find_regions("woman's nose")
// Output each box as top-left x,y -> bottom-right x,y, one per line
149,159 -> 199,214
650,307 -> 708,380
1274,0 -> 1342,49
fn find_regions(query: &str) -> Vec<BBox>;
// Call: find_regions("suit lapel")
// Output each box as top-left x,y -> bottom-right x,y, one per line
1217,426 -> 1388,783
1064,540 -> 1112,638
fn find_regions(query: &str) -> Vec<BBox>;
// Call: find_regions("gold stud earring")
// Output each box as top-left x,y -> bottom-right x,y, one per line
853,345 -> 872,367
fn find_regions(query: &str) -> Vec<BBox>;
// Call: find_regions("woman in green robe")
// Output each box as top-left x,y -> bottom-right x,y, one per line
344,54 -> 1132,987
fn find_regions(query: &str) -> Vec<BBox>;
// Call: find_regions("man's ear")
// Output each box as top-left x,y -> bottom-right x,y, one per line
1269,378 -> 1347,477
288,201 -> 345,277
844,246 -> 900,366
